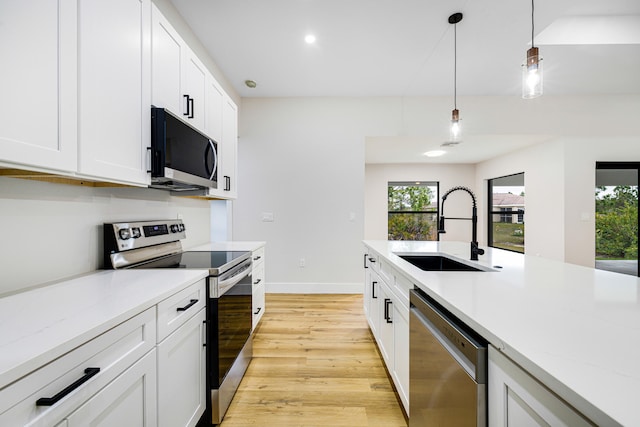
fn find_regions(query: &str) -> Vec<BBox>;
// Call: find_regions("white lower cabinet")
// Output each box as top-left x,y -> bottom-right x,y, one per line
157,307 -> 206,427
251,246 -> 266,330
363,250 -> 410,414
488,345 -> 592,426
0,278 -> 209,427
0,308 -> 156,427
65,349 -> 157,427
391,299 -> 409,411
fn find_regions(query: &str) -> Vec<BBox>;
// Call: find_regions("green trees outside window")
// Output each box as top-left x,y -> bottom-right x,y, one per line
596,185 -> 639,260
388,183 -> 438,241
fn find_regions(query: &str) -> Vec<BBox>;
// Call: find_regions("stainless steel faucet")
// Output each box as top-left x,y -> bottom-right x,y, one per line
438,186 -> 485,261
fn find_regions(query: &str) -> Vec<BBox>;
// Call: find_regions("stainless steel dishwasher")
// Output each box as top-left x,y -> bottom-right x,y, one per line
409,288 -> 487,426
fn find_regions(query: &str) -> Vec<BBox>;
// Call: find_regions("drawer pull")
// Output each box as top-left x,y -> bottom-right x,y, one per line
36,367 -> 100,406
253,278 -> 262,285
254,307 -> 262,315
384,298 -> 393,324
177,299 -> 198,312
253,255 -> 262,261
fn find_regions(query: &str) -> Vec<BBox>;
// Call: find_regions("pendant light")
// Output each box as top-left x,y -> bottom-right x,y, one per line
522,0 -> 543,98
448,13 -> 463,142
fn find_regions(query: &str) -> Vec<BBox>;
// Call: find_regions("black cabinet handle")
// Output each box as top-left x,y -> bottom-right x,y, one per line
368,257 -> 376,263
188,97 -> 194,118
384,299 -> 393,323
183,94 -> 190,116
202,320 -> 207,347
224,175 -> 231,191
36,367 -> 100,406
177,299 -> 198,312
254,307 -> 262,315
253,256 -> 262,261
372,281 -> 377,299
253,278 -> 262,285
364,253 -> 368,268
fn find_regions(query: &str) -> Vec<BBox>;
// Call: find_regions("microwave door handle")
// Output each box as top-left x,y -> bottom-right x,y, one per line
204,140 -> 217,181
210,140 -> 218,180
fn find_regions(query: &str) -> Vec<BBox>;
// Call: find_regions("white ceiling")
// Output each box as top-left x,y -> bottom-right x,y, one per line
170,0 -> 640,163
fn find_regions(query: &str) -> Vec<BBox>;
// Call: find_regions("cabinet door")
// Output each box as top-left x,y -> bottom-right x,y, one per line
66,349 -> 157,427
220,97 -> 238,198
367,270 -> 381,336
77,0 -> 151,185
151,4 -> 184,116
183,51 -> 207,131
488,346 -> 592,427
157,308 -> 206,427
392,301 -> 410,413
0,0 -> 77,172
205,77 -> 224,143
378,282 -> 394,367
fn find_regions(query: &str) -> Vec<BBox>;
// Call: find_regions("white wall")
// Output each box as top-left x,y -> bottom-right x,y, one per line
235,94 -> 639,292
0,177 -> 212,297
365,163 -> 476,242
475,140 -> 566,261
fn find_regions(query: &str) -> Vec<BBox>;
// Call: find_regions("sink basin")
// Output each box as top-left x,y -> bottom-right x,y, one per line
398,255 -> 485,272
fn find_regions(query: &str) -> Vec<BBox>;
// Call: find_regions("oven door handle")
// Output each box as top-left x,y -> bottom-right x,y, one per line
216,262 -> 251,297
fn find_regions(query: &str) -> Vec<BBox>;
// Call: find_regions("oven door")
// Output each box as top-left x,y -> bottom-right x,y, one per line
208,262 -> 252,424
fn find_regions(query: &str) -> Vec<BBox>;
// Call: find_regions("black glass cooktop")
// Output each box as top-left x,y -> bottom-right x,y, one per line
131,251 -> 250,275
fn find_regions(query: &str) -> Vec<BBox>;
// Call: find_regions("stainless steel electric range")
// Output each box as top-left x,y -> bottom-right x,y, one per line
103,219 -> 252,425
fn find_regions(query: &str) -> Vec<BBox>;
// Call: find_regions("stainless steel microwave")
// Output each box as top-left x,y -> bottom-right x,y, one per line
150,107 -> 218,191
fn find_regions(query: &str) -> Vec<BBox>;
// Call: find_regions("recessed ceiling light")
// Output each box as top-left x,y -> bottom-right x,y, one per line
423,150 -> 447,157
244,80 -> 257,88
304,34 -> 316,44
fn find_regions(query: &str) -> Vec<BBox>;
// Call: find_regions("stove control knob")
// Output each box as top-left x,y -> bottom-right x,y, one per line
131,227 -> 141,238
119,228 -> 131,240
180,224 -> 186,232
170,224 -> 179,233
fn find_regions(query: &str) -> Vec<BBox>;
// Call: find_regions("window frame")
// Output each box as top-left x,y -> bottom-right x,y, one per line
487,172 -> 525,253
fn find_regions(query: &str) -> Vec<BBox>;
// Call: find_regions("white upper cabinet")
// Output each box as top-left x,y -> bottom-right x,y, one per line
0,0 -> 150,186
151,5 -> 184,115
151,4 -> 206,132
183,52 -> 207,131
77,0 -> 151,185
0,0 -> 77,173
205,78 -> 224,143
220,97 -> 238,198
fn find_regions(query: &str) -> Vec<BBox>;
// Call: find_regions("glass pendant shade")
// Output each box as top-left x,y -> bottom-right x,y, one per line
522,47 -> 543,99
450,109 -> 461,142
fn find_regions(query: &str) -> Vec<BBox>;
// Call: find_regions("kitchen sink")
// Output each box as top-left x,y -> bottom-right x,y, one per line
398,255 -> 486,272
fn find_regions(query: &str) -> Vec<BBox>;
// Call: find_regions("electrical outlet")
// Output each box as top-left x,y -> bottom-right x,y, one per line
299,258 -> 306,268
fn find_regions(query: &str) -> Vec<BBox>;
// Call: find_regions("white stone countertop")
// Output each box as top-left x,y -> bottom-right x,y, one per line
0,269 -> 208,388
364,240 -> 640,427
188,241 -> 265,252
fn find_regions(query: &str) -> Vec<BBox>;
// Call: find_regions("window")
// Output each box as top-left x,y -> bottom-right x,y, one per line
388,181 -> 438,240
595,162 -> 639,277
488,173 -> 525,253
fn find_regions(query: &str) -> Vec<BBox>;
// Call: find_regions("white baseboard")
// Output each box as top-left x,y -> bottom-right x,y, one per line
265,282 -> 363,294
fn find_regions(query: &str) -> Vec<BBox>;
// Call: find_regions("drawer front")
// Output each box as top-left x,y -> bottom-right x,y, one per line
0,308 -> 156,427
252,261 -> 265,288
157,279 -> 206,342
252,246 -> 265,267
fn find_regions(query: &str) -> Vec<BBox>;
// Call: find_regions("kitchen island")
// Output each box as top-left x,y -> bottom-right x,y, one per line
364,240 -> 640,426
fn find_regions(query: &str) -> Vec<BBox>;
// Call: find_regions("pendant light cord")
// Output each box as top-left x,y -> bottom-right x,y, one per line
531,0 -> 535,48
454,22 -> 457,110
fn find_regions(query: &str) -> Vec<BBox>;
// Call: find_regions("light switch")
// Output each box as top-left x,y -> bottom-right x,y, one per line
261,212 -> 274,222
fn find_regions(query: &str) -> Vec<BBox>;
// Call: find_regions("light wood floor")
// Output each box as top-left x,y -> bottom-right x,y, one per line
220,294 -> 408,427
